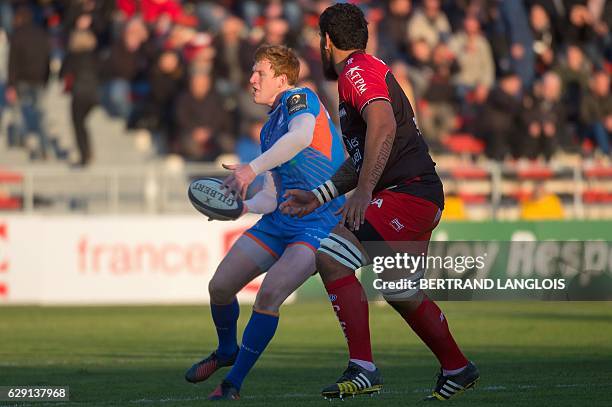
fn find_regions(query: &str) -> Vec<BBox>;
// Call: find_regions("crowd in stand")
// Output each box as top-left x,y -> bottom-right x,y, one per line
0,0 -> 611,167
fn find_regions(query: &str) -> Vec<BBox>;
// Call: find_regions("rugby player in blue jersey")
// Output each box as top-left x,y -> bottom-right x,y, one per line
184,45 -> 346,400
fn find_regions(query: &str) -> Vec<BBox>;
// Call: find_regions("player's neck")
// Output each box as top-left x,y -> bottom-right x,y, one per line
334,48 -> 364,74
269,85 -> 295,108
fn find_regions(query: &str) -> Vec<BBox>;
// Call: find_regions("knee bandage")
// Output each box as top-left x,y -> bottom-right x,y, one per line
318,233 -> 367,270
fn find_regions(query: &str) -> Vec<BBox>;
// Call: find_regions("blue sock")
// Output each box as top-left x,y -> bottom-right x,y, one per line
211,299 -> 240,359
225,310 -> 279,390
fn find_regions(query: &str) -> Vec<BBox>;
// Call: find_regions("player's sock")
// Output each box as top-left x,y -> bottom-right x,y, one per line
224,309 -> 279,390
350,359 -> 376,372
442,365 -> 467,376
211,299 -> 240,359
399,296 -> 468,371
324,274 -> 373,363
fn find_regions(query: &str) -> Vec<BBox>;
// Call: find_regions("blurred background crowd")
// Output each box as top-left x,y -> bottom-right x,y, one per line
0,0 -> 610,167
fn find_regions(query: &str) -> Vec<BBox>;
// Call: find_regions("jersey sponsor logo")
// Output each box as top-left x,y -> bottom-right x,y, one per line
390,218 -> 405,232
346,66 -> 367,95
286,93 -> 308,114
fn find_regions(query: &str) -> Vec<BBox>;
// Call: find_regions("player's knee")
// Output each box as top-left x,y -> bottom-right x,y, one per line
208,275 -> 235,304
316,252 -> 350,283
254,286 -> 283,312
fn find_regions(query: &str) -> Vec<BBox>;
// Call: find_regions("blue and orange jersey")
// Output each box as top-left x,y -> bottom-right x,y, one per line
260,87 -> 346,227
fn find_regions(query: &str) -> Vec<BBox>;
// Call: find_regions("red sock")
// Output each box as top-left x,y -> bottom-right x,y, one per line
401,296 -> 468,371
324,274 -> 373,362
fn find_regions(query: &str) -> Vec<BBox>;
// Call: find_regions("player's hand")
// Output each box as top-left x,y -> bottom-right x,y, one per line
222,163 -> 256,200
336,187 -> 371,231
280,189 -> 320,218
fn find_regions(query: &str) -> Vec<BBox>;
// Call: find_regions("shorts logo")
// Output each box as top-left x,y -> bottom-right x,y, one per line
286,93 -> 307,114
390,218 -> 404,232
329,294 -> 337,301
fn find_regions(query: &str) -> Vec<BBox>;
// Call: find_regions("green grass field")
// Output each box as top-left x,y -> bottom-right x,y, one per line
1,302 -> 611,406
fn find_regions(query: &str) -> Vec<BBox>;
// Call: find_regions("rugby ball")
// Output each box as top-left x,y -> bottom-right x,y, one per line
188,177 -> 244,221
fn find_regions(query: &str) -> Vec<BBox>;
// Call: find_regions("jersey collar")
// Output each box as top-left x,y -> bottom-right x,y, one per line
268,87 -> 294,115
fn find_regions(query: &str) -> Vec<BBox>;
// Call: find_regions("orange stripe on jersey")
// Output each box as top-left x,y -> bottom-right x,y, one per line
309,103 -> 333,160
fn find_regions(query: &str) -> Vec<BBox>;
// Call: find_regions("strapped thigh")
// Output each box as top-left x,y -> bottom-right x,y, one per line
318,232 -> 368,271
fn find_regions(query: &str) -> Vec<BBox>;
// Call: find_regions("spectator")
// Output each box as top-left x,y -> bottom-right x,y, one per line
420,43 -> 459,150
390,60 -> 417,117
6,6 -> 52,160
555,44 -> 591,126
191,0 -> 230,33
498,0 -> 536,87
449,15 -> 495,98
377,0 -> 413,62
590,0 -> 612,64
101,17 -> 148,121
145,49 -> 185,154
212,16 -> 256,96
60,13 -> 100,166
298,26 -> 337,117
62,0 -> 114,49
565,1 -> 597,49
522,72 -> 565,161
406,38 -> 434,100
581,70 -> 612,154
407,0 -> 451,48
529,3 -> 558,76
236,78 -> 269,139
260,17 -> 289,47
175,72 -> 232,161
478,71 -> 524,161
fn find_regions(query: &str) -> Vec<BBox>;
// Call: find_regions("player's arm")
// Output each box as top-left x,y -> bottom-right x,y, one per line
222,113 -> 315,199
249,113 -> 315,174
336,101 -> 396,230
357,100 -> 396,194
242,171 -> 277,215
308,158 -> 358,205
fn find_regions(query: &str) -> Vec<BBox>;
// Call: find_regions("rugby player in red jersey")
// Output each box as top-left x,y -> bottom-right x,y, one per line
280,3 -> 479,401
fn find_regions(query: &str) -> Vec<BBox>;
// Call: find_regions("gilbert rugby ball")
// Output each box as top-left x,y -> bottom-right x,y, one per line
188,177 -> 244,221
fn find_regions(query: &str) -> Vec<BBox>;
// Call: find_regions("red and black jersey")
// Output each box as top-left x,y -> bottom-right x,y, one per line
338,51 -> 444,209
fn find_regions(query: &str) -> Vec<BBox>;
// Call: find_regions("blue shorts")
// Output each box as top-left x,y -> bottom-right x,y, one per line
244,214 -> 336,258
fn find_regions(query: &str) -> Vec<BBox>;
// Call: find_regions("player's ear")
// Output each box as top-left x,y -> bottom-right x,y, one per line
325,33 -> 332,50
278,73 -> 288,88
